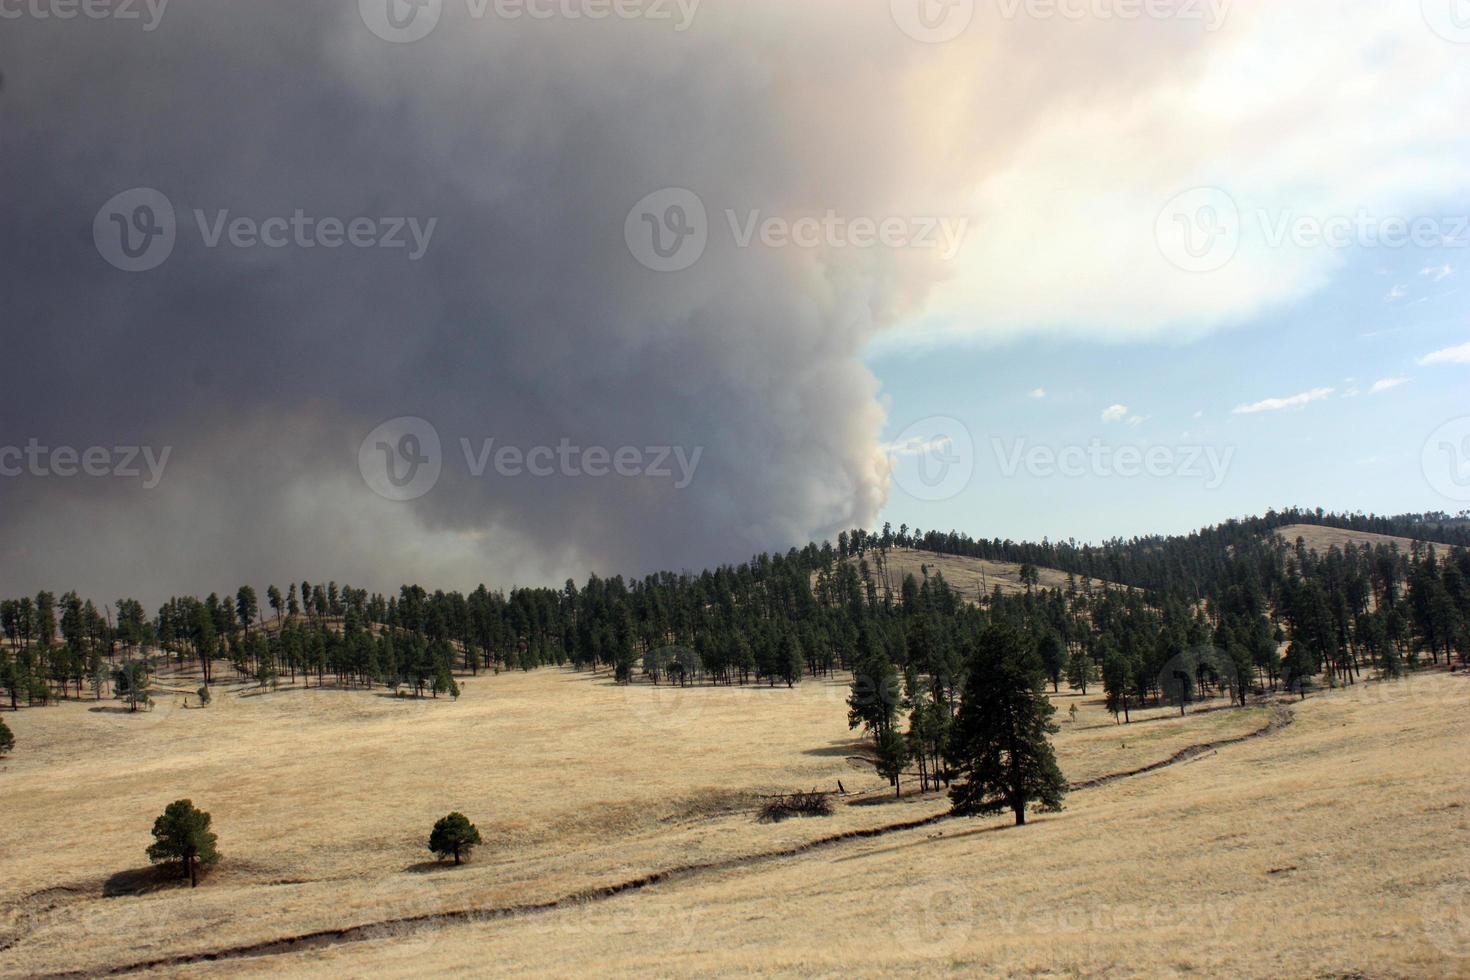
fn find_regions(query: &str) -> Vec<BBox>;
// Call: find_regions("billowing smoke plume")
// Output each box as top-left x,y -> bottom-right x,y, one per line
5,0 -> 1436,603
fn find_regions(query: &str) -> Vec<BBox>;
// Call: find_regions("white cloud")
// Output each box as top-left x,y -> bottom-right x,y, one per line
1101,404 -> 1129,424
1384,284 -> 1408,303
1369,377 -> 1409,394
1192,410 -> 1205,420
1232,387 -> 1336,415
1421,264 -> 1453,283
881,2 -> 1470,349
883,435 -> 955,458
1029,388 -> 1047,399
1418,342 -> 1470,366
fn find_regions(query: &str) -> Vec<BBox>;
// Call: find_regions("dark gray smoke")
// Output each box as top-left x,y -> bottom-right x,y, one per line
0,0 -> 1200,604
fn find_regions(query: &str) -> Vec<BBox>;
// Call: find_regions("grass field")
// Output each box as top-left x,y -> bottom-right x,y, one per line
1276,523 -> 1431,555
2,665 -> 1467,977
838,548 -> 1096,603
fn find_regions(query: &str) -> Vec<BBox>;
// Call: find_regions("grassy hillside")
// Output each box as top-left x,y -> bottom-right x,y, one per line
1276,523 -> 1427,555
837,547 -> 1104,603
3,663 -> 1465,976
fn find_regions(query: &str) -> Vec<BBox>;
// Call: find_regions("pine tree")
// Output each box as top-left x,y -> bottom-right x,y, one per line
146,799 -> 220,887
429,812 -> 482,865
0,716 -> 14,756
947,624 -> 1066,826
875,726 -> 909,798
1065,647 -> 1095,695
1038,632 -> 1066,693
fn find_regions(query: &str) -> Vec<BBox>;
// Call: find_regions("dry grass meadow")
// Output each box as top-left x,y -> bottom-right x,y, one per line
839,548 -> 1090,603
1276,523 -> 1429,555
2,662 -> 1468,977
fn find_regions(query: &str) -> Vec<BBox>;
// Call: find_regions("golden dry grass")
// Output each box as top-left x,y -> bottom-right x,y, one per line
840,548 -> 1098,603
2,666 -> 1467,978
1276,523 -> 1427,555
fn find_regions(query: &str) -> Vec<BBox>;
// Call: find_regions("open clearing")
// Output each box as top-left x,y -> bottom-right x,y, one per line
1276,523 -> 1431,555
840,548 -> 1093,602
2,668 -> 1467,977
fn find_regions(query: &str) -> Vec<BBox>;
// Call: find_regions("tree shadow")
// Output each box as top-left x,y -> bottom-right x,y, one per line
802,739 -> 871,758
103,865 -> 179,898
87,705 -> 137,715
402,860 -> 457,874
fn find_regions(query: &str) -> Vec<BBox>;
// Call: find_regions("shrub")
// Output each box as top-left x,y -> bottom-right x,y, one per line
758,790 -> 833,823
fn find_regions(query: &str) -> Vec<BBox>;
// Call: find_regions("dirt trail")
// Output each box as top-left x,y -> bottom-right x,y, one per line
36,702 -> 1295,979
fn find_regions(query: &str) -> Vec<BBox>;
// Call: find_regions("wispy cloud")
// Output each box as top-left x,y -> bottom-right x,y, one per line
1421,263 -> 1453,283
1101,404 -> 1129,423
1029,388 -> 1047,400
1385,284 -> 1408,303
1369,377 -> 1409,394
884,435 -> 955,458
1232,387 -> 1336,415
1418,342 -> 1470,366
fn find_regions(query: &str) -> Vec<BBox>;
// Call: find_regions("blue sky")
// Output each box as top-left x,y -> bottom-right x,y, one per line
875,239 -> 1469,543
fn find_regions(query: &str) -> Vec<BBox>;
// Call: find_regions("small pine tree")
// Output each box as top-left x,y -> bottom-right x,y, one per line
947,624 -> 1067,826
874,727 -> 909,798
0,716 -> 14,757
429,812 -> 482,865
1038,633 -> 1067,693
146,799 -> 220,887
1065,648 -> 1095,695
779,634 -> 805,688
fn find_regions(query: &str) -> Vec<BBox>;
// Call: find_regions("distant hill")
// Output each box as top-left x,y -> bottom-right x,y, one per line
839,547 -> 1110,604
1276,523 -> 1437,555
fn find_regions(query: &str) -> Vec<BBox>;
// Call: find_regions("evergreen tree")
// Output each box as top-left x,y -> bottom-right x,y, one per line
429,812 -> 482,865
1038,632 -> 1066,693
0,716 -> 13,757
146,799 -> 220,887
1065,647 -> 1095,695
947,624 -> 1066,826
875,726 -> 909,798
